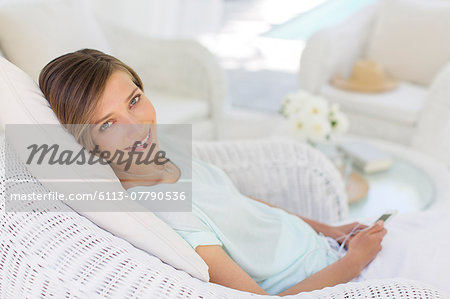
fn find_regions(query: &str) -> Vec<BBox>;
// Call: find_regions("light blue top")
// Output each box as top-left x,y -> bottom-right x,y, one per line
128,137 -> 340,295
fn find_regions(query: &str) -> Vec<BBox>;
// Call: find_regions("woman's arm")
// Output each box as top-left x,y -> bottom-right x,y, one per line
278,222 -> 386,295
277,252 -> 363,295
195,245 -> 269,295
196,223 -> 386,296
196,244 -> 359,296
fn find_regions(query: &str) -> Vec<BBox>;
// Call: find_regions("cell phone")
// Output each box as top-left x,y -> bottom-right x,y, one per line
350,210 -> 398,236
373,210 -> 397,225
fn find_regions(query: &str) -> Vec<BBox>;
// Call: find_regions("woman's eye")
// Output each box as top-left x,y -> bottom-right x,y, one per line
130,95 -> 141,107
100,121 -> 113,131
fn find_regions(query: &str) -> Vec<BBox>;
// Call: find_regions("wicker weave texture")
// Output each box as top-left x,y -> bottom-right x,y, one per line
1,134 -> 448,298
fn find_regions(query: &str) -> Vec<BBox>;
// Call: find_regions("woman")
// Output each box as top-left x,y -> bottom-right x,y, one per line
38,49 -> 448,296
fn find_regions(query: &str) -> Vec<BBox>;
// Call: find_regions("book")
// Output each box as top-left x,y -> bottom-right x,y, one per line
338,140 -> 393,173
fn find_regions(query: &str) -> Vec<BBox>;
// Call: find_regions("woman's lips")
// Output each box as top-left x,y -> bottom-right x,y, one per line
124,127 -> 152,151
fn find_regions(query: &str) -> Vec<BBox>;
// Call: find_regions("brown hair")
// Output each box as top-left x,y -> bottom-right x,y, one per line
39,48 -> 144,150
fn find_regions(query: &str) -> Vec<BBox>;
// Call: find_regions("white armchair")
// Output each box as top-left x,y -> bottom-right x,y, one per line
97,19 -> 226,140
411,61 -> 450,166
298,2 -> 450,145
0,0 -> 226,140
1,133 -> 447,298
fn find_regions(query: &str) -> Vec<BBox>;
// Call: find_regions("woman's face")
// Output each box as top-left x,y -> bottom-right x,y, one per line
89,70 -> 157,169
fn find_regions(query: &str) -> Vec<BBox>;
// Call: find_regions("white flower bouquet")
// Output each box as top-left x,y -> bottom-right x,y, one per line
280,90 -> 349,144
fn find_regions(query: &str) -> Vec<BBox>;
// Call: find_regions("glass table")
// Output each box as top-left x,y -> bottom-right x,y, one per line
347,157 -> 435,221
316,139 -> 437,222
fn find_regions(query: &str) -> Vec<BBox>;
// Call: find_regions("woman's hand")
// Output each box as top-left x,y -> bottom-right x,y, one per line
345,221 -> 387,270
321,222 -> 369,248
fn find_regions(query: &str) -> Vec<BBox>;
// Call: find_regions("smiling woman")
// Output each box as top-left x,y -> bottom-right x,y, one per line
39,49 -> 145,126
39,48 -> 180,189
36,48 -> 395,296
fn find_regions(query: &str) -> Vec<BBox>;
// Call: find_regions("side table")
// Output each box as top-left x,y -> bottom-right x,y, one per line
340,135 -> 450,221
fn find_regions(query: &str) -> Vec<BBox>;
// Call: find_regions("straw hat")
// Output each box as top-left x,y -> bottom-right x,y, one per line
331,60 -> 398,93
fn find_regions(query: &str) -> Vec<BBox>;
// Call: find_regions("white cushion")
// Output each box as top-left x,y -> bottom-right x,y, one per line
366,0 -> 450,86
0,0 -> 112,82
149,91 -> 210,124
412,62 -> 450,166
0,56 -> 210,281
320,81 -> 427,126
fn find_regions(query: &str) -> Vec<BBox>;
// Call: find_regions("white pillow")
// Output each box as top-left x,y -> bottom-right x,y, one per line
366,0 -> 450,86
0,56 -> 210,281
0,0 -> 112,82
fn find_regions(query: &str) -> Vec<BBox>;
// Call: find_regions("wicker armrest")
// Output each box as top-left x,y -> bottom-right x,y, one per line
193,137 -> 348,223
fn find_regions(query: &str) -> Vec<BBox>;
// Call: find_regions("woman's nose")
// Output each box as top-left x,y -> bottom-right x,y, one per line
118,114 -> 144,136
119,112 -> 137,124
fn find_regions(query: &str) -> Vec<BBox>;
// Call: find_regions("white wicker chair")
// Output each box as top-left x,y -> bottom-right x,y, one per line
0,7 -> 226,141
96,18 -> 226,140
298,3 -> 450,146
0,133 -> 447,298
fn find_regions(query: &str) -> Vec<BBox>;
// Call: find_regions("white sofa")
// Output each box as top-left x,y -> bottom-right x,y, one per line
1,133 -> 447,298
298,0 -> 450,145
0,0 -> 226,140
